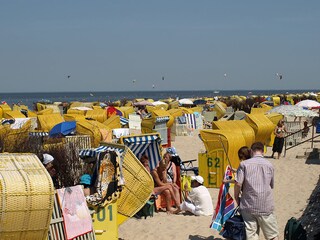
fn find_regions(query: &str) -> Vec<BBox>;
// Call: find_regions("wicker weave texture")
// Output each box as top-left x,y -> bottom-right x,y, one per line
117,148 -> 154,217
0,153 -> 55,240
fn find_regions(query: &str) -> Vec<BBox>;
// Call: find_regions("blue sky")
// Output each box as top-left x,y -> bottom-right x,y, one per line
0,1 -> 319,92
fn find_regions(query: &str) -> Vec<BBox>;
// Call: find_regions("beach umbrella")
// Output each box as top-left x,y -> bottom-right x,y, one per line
133,100 -> 154,106
71,106 -> 93,111
178,98 -> 194,105
193,99 -> 207,105
267,105 -> 318,117
152,101 -> 167,106
49,121 -> 76,137
295,100 -> 320,109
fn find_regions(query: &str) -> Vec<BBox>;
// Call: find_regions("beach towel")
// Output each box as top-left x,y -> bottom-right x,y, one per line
210,166 -> 236,232
57,186 -> 93,240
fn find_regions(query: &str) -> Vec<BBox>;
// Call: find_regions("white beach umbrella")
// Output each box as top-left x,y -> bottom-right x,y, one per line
267,105 -> 318,117
295,100 -> 320,109
152,101 -> 167,106
133,100 -> 154,106
71,106 -> 93,111
178,98 -> 194,105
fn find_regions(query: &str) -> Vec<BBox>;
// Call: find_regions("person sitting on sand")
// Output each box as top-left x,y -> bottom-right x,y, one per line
174,175 -> 213,216
223,146 -> 251,184
140,155 -> 181,213
162,152 -> 179,189
80,174 -> 92,196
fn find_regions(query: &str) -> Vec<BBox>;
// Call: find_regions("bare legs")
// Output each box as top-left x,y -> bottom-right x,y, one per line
271,152 -> 281,159
153,183 -> 181,213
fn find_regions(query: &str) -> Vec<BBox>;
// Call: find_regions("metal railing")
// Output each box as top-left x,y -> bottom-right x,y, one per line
284,124 -> 320,157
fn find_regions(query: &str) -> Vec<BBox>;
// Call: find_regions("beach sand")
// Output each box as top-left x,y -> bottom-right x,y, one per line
119,129 -> 320,240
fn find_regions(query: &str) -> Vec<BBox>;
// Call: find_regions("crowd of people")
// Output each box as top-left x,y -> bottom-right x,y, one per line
41,137 -> 297,240
138,141 -> 280,239
40,112 -> 311,240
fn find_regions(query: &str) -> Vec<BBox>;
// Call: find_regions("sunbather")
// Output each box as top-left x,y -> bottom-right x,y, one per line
140,155 -> 181,213
163,152 -> 179,189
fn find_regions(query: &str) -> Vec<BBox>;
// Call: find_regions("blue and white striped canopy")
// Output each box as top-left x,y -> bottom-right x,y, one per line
184,113 -> 197,129
122,135 -> 161,171
79,145 -> 125,158
155,116 -> 170,123
29,132 -> 49,137
120,116 -> 129,125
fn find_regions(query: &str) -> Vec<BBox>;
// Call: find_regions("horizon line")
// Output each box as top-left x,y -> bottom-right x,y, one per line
1,89 -> 319,95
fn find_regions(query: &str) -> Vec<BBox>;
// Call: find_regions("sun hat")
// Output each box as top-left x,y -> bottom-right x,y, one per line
80,174 -> 92,186
166,147 -> 178,156
191,175 -> 204,184
43,153 -> 54,165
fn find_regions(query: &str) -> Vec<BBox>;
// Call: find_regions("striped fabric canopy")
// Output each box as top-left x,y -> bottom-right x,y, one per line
155,116 -> 170,123
120,116 -> 129,125
122,135 -> 161,171
29,132 -> 49,137
79,145 -> 124,158
184,113 -> 197,129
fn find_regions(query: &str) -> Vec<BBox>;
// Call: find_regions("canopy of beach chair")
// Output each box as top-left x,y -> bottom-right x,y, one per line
120,133 -> 162,171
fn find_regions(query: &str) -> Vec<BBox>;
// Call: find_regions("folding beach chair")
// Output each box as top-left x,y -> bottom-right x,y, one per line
180,159 -> 199,176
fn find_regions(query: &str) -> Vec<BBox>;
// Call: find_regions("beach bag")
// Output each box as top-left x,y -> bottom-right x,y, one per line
135,198 -> 155,219
284,217 -> 307,240
221,208 -> 246,240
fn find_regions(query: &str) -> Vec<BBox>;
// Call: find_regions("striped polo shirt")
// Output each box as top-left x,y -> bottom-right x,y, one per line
235,155 -> 275,215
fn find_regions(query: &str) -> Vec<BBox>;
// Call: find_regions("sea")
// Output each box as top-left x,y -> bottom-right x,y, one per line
1,89 -> 319,109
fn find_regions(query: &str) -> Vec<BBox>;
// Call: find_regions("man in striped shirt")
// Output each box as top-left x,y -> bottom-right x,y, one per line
235,142 -> 279,240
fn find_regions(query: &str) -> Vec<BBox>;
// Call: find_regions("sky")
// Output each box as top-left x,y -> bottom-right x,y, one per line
0,1 -> 319,93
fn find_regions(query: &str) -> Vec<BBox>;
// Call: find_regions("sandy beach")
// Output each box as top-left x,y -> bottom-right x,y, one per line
119,129 -> 320,240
